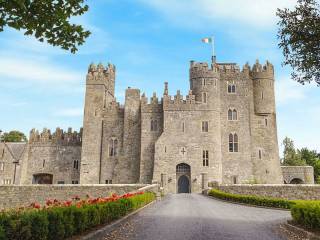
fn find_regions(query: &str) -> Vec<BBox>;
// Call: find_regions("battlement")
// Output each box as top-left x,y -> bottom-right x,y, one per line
190,61 -> 219,79
163,90 -> 198,109
86,62 -> 116,85
103,99 -> 124,116
29,127 -> 82,145
250,60 -> 274,79
217,63 -> 241,73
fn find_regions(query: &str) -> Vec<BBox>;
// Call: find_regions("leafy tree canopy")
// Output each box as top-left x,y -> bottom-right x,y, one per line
1,130 -> 27,142
0,0 -> 90,53
277,0 -> 320,85
281,137 -> 320,183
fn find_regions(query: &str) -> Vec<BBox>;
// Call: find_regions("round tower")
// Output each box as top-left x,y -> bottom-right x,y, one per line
251,60 -> 275,114
189,60 -> 220,110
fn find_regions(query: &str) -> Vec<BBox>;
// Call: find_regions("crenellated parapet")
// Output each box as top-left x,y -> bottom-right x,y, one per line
29,127 -> 82,145
141,92 -> 163,113
189,61 -> 219,80
86,62 -> 116,95
217,63 -> 240,73
101,99 -> 124,117
163,90 -> 200,111
250,60 -> 274,80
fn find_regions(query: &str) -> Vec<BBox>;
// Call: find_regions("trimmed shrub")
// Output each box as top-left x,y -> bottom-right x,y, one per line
47,208 -> 65,240
208,189 -> 296,209
0,191 -> 156,239
291,201 -> 320,230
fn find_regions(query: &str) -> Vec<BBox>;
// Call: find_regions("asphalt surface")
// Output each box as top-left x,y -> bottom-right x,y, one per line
100,194 -> 291,240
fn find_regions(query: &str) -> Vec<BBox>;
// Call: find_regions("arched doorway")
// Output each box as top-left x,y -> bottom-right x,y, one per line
176,163 -> 191,193
32,173 -> 53,184
290,178 -> 304,184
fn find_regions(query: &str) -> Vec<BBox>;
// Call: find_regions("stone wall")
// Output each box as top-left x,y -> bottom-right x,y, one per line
281,166 -> 314,184
212,184 -> 320,200
0,184 -> 148,210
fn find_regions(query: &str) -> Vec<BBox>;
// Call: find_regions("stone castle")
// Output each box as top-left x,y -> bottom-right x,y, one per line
0,57 -> 314,193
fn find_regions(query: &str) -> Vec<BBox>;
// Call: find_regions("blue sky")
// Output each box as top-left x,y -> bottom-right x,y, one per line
0,0 -> 319,153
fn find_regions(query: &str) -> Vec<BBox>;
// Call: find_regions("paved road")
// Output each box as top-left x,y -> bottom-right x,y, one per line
100,194 -> 291,240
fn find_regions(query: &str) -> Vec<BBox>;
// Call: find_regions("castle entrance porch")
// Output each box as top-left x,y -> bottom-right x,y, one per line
32,173 -> 53,184
176,163 -> 191,193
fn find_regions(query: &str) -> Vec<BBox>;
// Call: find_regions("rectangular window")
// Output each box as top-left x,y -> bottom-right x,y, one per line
232,176 -> 238,184
72,180 -> 79,184
105,180 -> 112,184
265,118 -> 268,127
202,150 -> 209,166
258,149 -> 262,159
0,162 -> 4,171
202,121 -> 209,132
202,92 -> 207,103
57,181 -> 65,184
73,160 -> 79,169
182,122 -> 185,132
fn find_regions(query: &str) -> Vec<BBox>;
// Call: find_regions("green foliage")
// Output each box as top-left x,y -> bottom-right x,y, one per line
208,189 -> 296,209
2,130 -> 27,142
291,201 -> 320,230
281,137 -> 306,166
0,0 -> 91,53
47,208 -> 65,240
281,137 -> 320,182
277,0 -> 320,85
0,192 -> 156,239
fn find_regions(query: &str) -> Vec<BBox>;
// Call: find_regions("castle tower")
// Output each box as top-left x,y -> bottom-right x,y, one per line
251,60 -> 282,183
80,62 -> 116,184
189,60 -> 220,109
122,88 -> 141,183
252,60 -> 275,114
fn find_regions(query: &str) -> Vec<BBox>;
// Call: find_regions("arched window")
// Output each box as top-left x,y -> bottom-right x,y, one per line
109,138 -> 118,157
228,109 -> 233,120
228,84 -> 236,93
228,109 -> 238,120
73,160 -> 79,169
229,133 -> 239,152
232,109 -> 237,120
151,120 -> 158,131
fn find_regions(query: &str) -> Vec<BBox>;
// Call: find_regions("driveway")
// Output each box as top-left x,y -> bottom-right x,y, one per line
94,194 -> 291,240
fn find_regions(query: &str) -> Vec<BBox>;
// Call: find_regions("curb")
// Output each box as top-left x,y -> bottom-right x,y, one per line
204,194 -> 290,211
280,222 -> 320,240
78,200 -> 157,240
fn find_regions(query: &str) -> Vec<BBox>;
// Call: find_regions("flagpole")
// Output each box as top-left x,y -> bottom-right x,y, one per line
211,36 -> 216,64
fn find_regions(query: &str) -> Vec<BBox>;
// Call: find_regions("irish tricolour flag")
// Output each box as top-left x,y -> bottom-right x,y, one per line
202,37 -> 212,44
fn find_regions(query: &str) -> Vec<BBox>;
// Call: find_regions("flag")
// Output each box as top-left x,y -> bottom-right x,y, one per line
202,37 -> 212,44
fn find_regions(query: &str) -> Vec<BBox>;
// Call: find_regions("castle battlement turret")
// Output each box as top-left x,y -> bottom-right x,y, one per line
251,60 -> 275,114
29,127 -> 82,145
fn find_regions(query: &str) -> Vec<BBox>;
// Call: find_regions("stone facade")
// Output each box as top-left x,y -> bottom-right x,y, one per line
0,128 -> 83,185
1,57 -> 314,193
281,166 -> 314,184
79,58 -> 285,193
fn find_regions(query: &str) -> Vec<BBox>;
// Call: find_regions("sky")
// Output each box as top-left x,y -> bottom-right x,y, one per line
0,0 -> 319,154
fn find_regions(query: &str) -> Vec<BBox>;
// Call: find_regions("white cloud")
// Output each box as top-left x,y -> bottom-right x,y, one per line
275,76 -> 313,105
0,56 -> 83,84
53,108 -> 83,117
139,0 -> 296,28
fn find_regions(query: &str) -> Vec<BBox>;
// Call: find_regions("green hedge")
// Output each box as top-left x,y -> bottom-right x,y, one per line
0,192 -> 155,240
291,201 -> 320,230
208,189 -> 296,209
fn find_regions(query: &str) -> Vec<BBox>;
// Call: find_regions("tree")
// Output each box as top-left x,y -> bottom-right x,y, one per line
0,0 -> 90,53
277,0 -> 320,85
282,137 -> 306,166
2,131 -> 27,142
